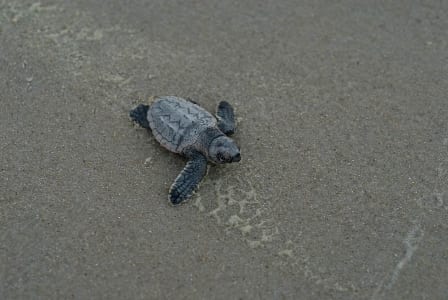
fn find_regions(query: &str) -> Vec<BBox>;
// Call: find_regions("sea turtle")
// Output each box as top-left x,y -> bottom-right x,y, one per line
130,96 -> 241,205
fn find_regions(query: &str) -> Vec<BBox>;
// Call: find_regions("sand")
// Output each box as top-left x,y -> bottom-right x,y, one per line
1,1 -> 447,299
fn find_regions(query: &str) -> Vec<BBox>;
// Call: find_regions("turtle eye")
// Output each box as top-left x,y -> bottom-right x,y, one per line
217,153 -> 225,162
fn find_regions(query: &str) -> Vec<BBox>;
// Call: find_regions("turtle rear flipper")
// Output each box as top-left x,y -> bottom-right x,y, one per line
169,152 -> 208,205
216,101 -> 236,135
130,104 -> 150,129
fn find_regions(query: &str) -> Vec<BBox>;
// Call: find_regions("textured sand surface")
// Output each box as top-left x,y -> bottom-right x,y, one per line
1,1 -> 447,299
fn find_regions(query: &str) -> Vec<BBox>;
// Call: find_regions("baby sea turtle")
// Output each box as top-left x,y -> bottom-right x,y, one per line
130,96 -> 241,205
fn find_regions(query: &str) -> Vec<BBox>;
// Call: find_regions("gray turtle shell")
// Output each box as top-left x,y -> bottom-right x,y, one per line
147,96 -> 218,153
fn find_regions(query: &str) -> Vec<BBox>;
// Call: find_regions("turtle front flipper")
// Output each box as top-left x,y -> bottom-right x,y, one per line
216,101 -> 236,135
185,97 -> 198,105
169,152 -> 208,205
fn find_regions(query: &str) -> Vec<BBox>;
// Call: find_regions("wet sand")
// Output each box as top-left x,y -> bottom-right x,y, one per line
1,1 -> 447,299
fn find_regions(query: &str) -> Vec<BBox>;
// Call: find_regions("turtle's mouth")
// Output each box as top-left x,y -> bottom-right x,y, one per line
216,152 -> 240,163
232,152 -> 241,162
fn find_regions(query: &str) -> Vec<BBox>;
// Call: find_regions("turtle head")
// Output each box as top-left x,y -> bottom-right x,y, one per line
208,136 -> 241,164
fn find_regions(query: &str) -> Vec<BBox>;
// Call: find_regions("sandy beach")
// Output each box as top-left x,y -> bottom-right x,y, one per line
1,1 -> 447,299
